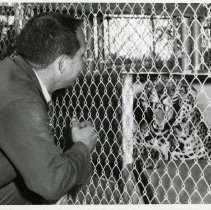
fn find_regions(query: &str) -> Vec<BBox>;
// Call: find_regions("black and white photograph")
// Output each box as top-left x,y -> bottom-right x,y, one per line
0,1 -> 211,209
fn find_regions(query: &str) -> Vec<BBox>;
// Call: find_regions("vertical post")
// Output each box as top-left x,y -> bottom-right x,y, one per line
173,17 -> 178,52
106,16 -> 111,57
104,15 -> 112,68
97,12 -> 105,73
86,13 -> 95,72
181,17 -> 191,72
122,74 -> 134,166
121,74 -> 144,204
14,3 -> 23,37
192,17 -> 202,72
173,17 -> 179,70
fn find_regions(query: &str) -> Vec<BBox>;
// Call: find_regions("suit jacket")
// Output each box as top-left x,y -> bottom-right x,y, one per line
0,55 -> 91,202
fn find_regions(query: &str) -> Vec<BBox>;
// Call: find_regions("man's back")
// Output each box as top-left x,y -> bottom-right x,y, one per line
0,55 -> 47,204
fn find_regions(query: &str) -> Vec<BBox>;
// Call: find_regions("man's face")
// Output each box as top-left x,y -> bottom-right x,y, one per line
59,27 -> 86,88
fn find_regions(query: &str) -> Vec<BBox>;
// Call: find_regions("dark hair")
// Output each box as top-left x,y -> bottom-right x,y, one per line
16,12 -> 83,69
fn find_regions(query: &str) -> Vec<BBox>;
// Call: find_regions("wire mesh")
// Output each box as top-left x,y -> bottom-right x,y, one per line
0,4 -> 15,59
1,2 -> 211,204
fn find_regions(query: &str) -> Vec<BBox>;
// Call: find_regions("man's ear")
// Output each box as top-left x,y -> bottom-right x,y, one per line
59,55 -> 66,73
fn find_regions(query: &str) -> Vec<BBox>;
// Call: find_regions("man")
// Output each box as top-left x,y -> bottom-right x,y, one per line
0,12 -> 97,204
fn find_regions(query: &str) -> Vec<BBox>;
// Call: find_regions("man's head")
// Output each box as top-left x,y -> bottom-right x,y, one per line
16,12 -> 86,91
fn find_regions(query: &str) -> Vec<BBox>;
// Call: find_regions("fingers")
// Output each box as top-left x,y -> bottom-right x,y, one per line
71,118 -> 93,128
71,117 -> 98,152
84,120 -> 93,127
71,118 -> 80,128
79,121 -> 86,128
79,120 -> 93,128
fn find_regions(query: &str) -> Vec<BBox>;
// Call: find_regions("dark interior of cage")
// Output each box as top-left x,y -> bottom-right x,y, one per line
133,73 -> 211,204
52,72 -> 124,203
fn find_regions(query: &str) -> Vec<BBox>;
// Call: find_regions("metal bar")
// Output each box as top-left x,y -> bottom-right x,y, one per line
40,3 -> 209,17
192,17 -> 202,72
121,72 -> 211,76
173,17 -> 179,59
86,14 -> 95,72
13,3 -> 23,37
181,17 -> 191,72
97,13 -> 105,72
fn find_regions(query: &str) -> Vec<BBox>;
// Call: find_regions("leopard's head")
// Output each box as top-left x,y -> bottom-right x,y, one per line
135,76 -> 183,133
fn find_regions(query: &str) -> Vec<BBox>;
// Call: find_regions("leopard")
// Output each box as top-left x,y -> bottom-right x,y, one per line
133,75 -> 211,169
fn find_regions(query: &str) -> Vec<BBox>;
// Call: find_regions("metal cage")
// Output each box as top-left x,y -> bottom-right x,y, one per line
1,2 -> 211,204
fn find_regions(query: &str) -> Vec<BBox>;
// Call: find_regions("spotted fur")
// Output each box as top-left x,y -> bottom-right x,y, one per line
133,75 -> 211,169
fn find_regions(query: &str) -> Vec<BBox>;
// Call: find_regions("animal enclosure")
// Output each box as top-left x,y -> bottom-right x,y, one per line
1,2 -> 211,204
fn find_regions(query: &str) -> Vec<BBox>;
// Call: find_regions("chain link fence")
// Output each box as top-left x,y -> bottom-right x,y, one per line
1,2 -> 211,204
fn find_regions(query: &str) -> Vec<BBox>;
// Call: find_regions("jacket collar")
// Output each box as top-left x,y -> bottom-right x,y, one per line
10,55 -> 49,108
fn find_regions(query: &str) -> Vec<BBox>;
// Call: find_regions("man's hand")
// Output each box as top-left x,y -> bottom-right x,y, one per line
71,118 -> 98,152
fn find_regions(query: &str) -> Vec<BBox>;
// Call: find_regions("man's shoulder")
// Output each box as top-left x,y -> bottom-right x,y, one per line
0,57 -> 46,111
0,56 -> 18,71
0,94 -> 46,114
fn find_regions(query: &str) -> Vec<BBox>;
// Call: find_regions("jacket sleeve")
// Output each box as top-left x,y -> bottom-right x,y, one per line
0,151 -> 17,187
0,98 -> 92,201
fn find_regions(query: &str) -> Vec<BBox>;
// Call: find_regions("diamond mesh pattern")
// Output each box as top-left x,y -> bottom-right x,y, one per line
1,2 -> 211,204
0,3 -> 15,59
